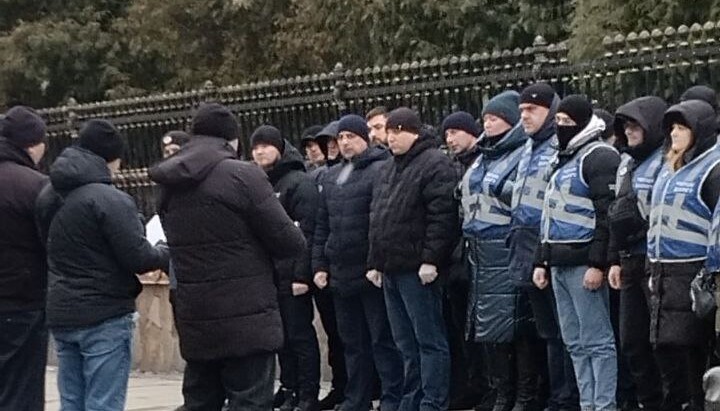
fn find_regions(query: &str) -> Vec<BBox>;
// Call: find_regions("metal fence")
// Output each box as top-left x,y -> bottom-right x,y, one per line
36,21 -> 720,217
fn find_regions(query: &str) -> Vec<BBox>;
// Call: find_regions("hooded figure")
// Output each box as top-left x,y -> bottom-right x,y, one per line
646,99 -> 720,410
606,96 -> 668,410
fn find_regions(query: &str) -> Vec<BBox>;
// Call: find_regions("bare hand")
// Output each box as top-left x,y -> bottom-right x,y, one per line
314,271 -> 328,289
533,267 -> 548,289
608,265 -> 622,290
292,283 -> 310,296
583,267 -> 604,290
418,263 -> 438,285
365,270 -> 383,288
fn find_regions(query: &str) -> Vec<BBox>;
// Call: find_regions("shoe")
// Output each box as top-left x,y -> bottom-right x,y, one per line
275,387 -> 291,409
279,391 -> 299,411
511,401 -> 539,411
491,397 -> 515,411
318,389 -> 344,410
450,391 -> 483,410
294,399 -> 319,411
474,392 -> 497,411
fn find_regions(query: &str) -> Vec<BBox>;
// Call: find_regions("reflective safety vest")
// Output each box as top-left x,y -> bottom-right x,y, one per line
707,202 -> 720,272
511,137 -> 558,230
615,148 -> 665,221
541,141 -> 616,243
462,134 -> 525,240
647,144 -> 720,262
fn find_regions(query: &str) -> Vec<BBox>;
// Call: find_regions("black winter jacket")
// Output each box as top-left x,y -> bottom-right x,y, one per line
36,146 -> 169,328
312,146 -> 390,296
537,119 -> 620,270
149,136 -> 305,360
368,132 -> 460,274
0,139 -> 48,313
266,142 -> 319,294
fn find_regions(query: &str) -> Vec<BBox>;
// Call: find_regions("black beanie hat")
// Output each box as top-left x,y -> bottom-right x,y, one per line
386,107 -> 423,135
162,130 -> 190,147
250,125 -> 285,153
593,108 -> 615,141
79,119 -> 125,162
482,90 -> 521,126
442,111 -> 480,138
519,83 -> 557,109
680,85 -> 718,111
191,103 -> 239,141
337,114 -> 369,141
0,106 -> 46,148
557,94 -> 593,129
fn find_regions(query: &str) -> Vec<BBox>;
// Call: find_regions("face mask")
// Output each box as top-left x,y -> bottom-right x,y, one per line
557,125 -> 583,151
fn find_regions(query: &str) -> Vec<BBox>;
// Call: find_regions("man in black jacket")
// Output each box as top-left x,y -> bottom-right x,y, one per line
149,104 -> 306,411
313,114 -> 403,411
36,119 -> 170,411
251,125 -> 321,411
368,107 -> 460,411
0,106 -> 48,411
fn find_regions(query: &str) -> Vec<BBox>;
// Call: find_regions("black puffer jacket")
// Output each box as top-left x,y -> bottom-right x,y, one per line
149,136 -> 305,360
368,131 -> 460,274
36,146 -> 169,328
266,142 -> 319,294
312,146 -> 390,296
0,139 -> 48,313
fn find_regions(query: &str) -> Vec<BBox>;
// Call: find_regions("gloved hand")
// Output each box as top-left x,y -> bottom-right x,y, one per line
418,263 -> 438,285
365,270 -> 383,288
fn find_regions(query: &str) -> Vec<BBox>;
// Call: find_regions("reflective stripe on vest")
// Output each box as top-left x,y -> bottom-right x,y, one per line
707,202 -> 720,272
541,141 -> 616,243
511,137 -> 558,229
647,144 -> 720,262
615,149 -> 664,221
462,133 -> 525,239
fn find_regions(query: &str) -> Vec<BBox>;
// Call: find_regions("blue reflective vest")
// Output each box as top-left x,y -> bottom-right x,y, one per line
541,141 -> 616,243
462,130 -> 526,240
648,144 -> 720,262
707,202 -> 720,272
511,137 -> 558,230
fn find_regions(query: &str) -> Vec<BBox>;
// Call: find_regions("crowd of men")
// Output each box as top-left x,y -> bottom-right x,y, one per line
3,82 -> 720,411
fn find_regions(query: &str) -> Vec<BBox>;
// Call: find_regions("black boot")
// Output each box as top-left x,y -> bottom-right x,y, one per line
279,391 -> 299,411
294,398 -> 319,411
318,388 -> 344,410
275,387 -> 291,409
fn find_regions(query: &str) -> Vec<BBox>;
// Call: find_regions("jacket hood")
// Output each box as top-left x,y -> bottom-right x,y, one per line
613,96 -> 667,161
663,100 -> 719,164
346,144 -> 390,169
559,115 -> 606,157
266,140 -> 306,184
529,94 -> 561,143
478,123 -> 528,160
0,137 -> 35,168
50,146 -> 112,193
149,135 -> 237,187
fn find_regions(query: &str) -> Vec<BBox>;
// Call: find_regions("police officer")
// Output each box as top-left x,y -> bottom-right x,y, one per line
462,90 -> 539,411
533,95 -> 620,411
647,99 -> 720,411
606,96 -> 667,411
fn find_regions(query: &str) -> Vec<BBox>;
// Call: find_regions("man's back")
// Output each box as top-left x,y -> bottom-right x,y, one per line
150,136 -> 306,361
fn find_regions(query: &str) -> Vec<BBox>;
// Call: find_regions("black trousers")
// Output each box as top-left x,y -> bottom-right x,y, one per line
183,352 -> 275,411
0,310 -> 47,411
617,256 -> 662,409
278,293 -> 321,401
314,288 -> 347,392
655,345 -> 709,411
443,280 -> 489,401
484,337 -> 540,405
